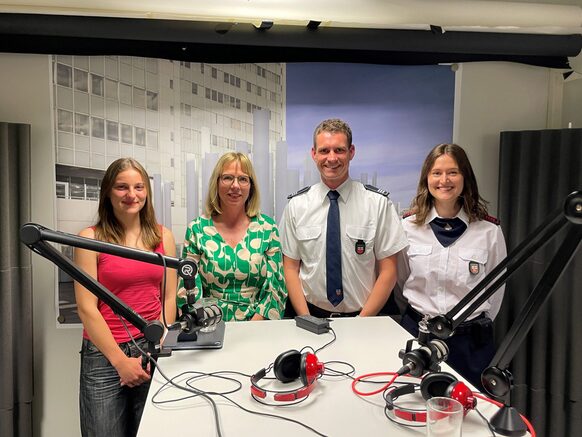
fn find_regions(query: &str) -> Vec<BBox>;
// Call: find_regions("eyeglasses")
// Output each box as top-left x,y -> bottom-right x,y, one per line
219,174 -> 251,187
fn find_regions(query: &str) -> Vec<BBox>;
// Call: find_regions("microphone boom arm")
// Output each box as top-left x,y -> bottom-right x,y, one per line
20,223 -> 199,355
427,207 -> 568,338
425,191 -> 582,436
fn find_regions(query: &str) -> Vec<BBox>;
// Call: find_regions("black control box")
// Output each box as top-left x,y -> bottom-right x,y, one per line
295,315 -> 331,334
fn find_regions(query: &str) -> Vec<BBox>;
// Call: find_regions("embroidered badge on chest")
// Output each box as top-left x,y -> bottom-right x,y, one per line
469,261 -> 480,275
355,239 -> 366,255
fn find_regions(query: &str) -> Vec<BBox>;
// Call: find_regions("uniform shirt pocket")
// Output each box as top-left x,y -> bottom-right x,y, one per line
296,225 -> 322,261
346,225 -> 375,259
457,247 -> 488,286
407,244 -> 433,273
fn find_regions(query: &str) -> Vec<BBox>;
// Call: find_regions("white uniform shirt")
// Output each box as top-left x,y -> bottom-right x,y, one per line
398,207 -> 507,321
280,179 -> 408,312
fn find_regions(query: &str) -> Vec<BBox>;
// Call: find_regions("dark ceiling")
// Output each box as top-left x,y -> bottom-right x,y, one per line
1,13 -> 580,68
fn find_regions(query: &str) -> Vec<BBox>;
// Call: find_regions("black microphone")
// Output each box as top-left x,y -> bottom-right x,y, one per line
172,301 -> 223,334
200,303 -> 222,330
398,317 -> 449,377
398,338 -> 449,377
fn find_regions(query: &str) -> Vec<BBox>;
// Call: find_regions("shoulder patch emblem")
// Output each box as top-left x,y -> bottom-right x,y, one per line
364,184 -> 389,197
287,185 -> 311,200
402,210 -> 415,219
483,214 -> 500,225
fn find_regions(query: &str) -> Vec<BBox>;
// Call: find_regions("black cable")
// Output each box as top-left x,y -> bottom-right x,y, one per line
297,326 -> 336,360
475,407 -> 497,437
342,371 -> 395,385
150,360 -> 224,437
313,327 -> 337,354
119,316 -> 224,437
322,360 -> 356,378
215,392 -> 328,437
150,366 -> 327,436
151,371 -> 243,404
185,371 -> 243,396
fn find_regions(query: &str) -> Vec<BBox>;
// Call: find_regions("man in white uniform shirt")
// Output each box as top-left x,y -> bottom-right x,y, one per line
280,118 -> 408,318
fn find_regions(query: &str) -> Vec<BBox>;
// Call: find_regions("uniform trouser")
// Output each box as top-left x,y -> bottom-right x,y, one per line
79,337 -> 150,437
401,309 -> 495,391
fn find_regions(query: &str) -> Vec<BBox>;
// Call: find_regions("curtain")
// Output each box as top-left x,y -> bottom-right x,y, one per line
497,128 -> 582,437
0,123 -> 33,437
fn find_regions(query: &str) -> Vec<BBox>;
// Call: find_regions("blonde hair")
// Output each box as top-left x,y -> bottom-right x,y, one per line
95,158 -> 161,249
204,152 -> 261,217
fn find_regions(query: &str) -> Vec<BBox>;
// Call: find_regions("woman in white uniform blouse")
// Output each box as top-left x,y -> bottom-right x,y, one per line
398,143 -> 507,389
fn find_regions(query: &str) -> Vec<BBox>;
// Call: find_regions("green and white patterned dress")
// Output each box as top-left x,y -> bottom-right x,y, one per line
177,213 -> 288,321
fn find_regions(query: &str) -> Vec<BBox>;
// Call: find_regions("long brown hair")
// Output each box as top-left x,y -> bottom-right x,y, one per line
204,152 -> 261,217
409,143 -> 489,225
95,158 -> 161,249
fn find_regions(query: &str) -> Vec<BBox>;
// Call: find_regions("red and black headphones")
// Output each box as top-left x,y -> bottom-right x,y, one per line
250,349 -> 325,402
385,372 -> 476,424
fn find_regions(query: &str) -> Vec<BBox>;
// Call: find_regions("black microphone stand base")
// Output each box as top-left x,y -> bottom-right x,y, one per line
490,405 -> 528,437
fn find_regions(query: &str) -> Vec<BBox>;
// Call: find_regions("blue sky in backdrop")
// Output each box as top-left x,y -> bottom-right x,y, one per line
286,63 -> 455,211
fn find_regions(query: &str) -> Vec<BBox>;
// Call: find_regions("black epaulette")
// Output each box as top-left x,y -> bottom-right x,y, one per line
402,210 -> 415,219
484,214 -> 501,225
364,184 -> 389,197
287,186 -> 311,200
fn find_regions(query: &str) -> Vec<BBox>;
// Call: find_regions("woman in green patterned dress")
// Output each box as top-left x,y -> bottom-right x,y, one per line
177,152 -> 288,321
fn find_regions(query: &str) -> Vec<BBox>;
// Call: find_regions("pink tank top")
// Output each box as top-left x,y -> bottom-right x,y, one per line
82,232 -> 165,343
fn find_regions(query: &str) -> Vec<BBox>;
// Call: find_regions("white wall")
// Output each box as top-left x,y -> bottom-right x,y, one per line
452,61 -> 555,215
0,54 -> 82,437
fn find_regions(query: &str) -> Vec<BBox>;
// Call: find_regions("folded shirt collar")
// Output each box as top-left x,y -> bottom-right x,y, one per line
426,206 -> 469,226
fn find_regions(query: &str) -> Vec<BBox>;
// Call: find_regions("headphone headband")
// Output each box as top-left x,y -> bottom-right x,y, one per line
385,383 -> 427,424
250,367 -> 318,402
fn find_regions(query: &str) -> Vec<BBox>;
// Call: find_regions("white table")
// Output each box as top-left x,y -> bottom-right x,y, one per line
138,316 -> 499,436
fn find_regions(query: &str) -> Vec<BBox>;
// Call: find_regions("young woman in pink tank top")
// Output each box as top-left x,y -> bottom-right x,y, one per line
74,158 -> 177,437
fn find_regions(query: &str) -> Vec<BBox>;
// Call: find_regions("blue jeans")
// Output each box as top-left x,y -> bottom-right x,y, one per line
79,337 -> 151,437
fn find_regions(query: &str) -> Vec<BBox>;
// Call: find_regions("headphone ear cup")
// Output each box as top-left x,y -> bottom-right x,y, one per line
299,353 -> 321,386
420,372 -> 458,400
446,380 -> 477,413
274,350 -> 301,383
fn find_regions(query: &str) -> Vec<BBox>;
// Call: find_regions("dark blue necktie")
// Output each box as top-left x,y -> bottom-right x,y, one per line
326,190 -> 343,306
429,217 -> 467,247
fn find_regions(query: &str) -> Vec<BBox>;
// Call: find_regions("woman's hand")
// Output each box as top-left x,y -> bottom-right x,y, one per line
115,356 -> 151,387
